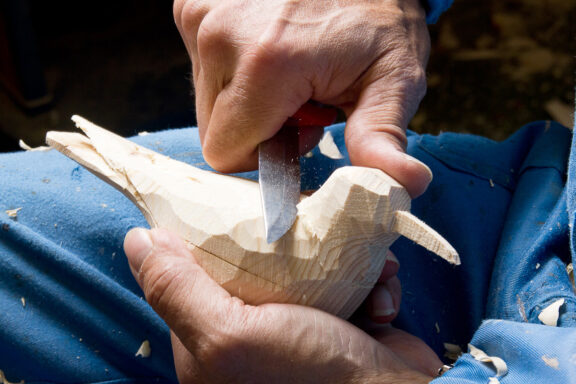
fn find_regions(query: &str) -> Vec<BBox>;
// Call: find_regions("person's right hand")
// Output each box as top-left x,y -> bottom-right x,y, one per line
174,0 -> 433,197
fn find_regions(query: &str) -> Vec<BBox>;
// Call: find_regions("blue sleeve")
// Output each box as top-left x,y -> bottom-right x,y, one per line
423,0 -> 453,23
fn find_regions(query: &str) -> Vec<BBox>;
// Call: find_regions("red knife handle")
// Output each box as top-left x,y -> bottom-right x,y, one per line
286,101 -> 339,128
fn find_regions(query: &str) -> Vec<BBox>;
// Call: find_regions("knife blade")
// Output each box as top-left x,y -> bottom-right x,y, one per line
258,102 -> 339,243
258,122 -> 300,244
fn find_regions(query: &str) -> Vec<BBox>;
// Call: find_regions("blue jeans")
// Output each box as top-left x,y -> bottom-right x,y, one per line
0,119 -> 574,383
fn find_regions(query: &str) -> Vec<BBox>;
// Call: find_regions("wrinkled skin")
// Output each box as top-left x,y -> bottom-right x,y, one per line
174,0 -> 433,197
124,228 -> 442,383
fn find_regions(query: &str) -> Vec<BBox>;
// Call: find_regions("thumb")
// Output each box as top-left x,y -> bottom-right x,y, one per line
345,76 -> 433,198
123,228 -> 236,347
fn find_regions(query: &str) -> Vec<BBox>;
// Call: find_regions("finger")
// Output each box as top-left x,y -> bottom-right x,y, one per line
171,331 -> 200,383
363,302 -> 443,377
173,0 -> 212,58
344,63 -> 432,198
368,276 -> 401,324
201,42 -> 313,173
191,4 -> 239,135
373,327 -> 443,377
378,251 -> 400,282
357,252 -> 401,324
123,228 -> 242,349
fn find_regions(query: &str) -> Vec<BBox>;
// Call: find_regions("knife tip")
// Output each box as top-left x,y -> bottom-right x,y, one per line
265,229 -> 283,244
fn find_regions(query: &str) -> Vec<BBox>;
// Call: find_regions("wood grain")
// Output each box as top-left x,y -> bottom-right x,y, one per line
46,116 -> 459,318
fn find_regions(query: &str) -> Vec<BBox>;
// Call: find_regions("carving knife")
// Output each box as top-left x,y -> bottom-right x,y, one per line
258,102 -> 338,243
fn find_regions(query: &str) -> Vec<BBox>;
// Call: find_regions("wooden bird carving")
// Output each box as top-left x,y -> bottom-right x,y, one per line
46,116 -> 459,319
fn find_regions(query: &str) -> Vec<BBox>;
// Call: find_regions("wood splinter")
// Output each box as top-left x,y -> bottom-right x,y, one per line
46,115 -> 459,318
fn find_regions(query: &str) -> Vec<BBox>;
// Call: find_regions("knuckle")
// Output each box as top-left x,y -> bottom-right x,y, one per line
405,64 -> 427,100
195,302 -> 253,371
201,144 -> 233,173
179,0 -> 209,33
173,1 -> 184,28
248,32 -> 292,74
381,55 -> 427,102
196,10 -> 230,59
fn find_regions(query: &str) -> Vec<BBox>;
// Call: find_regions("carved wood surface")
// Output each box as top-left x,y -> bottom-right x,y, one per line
46,116 -> 459,318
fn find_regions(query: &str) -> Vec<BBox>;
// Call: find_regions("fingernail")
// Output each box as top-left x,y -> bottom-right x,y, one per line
372,285 -> 395,318
125,228 -> 153,274
386,251 -> 399,265
407,155 -> 433,183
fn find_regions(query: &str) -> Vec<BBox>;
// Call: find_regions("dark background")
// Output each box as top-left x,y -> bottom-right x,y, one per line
0,0 -> 574,152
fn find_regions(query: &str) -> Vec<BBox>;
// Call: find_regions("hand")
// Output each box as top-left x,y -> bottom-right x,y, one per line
174,0 -> 433,197
124,228 -> 442,383
365,251 -> 402,324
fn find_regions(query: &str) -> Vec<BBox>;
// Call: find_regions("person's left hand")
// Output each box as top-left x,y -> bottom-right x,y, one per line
124,228 -> 442,383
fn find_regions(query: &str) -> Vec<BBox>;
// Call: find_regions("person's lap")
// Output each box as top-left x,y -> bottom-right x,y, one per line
0,120 -> 573,382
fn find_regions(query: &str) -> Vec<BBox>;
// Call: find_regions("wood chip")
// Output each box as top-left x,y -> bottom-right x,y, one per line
542,356 -> 560,369
538,298 -> 565,326
0,370 -> 24,384
318,131 -> 344,159
135,340 -> 151,358
5,208 -> 22,218
567,263 -> 574,288
19,139 -> 51,152
469,344 -> 508,382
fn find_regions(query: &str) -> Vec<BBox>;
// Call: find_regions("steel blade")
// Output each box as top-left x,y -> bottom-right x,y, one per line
258,124 -> 300,243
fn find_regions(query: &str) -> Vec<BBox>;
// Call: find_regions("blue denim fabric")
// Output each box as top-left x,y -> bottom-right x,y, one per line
424,0 -> 453,23
428,121 -> 576,383
0,120 -> 573,383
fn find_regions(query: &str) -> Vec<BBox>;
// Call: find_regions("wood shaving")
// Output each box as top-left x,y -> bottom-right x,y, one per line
469,344 -> 508,382
542,356 -> 560,369
5,208 -> 22,218
318,131 -> 344,160
20,298 -> 25,307
19,140 -> 51,152
135,340 -> 151,358
0,370 -> 24,384
567,263 -> 574,289
538,298 -> 565,326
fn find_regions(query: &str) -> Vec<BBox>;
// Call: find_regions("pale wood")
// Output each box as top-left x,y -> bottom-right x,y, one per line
46,115 -> 459,318
392,211 -> 460,264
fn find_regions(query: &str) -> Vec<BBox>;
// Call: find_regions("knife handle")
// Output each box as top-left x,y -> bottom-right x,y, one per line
286,101 -> 339,128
